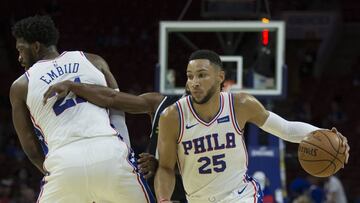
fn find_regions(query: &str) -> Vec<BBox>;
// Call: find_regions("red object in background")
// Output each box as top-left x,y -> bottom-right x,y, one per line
263,195 -> 274,203
262,29 -> 269,46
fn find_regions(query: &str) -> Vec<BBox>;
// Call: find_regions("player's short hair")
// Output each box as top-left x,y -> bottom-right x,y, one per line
189,50 -> 223,69
12,15 -> 59,46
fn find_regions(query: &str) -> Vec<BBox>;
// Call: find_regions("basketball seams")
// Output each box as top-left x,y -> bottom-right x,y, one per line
298,159 -> 334,162
299,130 -> 346,177
318,131 -> 338,152
314,157 -> 336,176
319,131 -> 343,172
301,140 -> 343,163
298,158 -> 335,177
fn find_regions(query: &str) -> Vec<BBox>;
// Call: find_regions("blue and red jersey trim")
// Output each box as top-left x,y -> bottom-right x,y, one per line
186,93 -> 225,126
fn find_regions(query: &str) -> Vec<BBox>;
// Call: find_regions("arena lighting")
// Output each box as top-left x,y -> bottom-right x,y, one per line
261,18 -> 269,46
262,29 -> 269,46
261,18 -> 270,23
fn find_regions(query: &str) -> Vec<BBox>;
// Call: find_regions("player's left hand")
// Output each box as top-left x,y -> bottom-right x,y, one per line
138,153 -> 158,179
331,127 -> 350,166
43,80 -> 73,105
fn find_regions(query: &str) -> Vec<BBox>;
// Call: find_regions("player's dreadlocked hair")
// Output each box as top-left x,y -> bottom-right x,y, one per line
189,50 -> 223,69
12,15 -> 59,46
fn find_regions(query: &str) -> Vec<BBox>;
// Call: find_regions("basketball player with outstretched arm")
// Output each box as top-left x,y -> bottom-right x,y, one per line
10,15 -> 154,203
43,83 -> 190,202
153,50 -> 349,203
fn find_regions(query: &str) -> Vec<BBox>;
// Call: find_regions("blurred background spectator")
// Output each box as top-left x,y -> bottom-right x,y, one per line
0,0 -> 359,202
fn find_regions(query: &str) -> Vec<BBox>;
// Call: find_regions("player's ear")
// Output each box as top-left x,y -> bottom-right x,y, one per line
31,41 -> 41,55
218,70 -> 225,84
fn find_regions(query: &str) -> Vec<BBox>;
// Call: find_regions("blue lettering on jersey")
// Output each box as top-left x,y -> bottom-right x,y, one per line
198,154 -> 227,174
56,66 -> 64,76
182,132 -> 236,155
205,134 -> 214,152
52,76 -> 87,115
213,133 -> 225,150
193,137 -> 206,154
40,76 -> 51,84
39,63 -> 80,85
47,70 -> 58,80
217,115 -> 229,124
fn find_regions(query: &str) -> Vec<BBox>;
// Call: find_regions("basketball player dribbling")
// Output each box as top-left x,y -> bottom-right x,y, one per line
9,15 -> 154,203
154,50 -> 350,203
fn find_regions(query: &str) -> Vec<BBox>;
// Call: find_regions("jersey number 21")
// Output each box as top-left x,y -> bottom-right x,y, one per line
53,77 -> 87,116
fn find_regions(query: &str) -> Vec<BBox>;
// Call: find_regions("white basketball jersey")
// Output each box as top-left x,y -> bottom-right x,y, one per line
26,51 -> 117,154
176,92 -> 249,201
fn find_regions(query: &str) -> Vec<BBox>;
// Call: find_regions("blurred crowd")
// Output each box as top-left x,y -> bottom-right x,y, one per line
0,0 -> 359,202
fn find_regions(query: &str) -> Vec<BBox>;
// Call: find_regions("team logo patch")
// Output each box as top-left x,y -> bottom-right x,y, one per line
217,115 -> 229,124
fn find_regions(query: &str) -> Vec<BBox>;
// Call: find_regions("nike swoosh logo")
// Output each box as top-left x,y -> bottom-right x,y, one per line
185,123 -> 199,129
237,185 -> 247,195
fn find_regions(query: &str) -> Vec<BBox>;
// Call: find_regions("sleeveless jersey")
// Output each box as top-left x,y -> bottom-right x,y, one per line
148,95 -> 182,156
147,95 -> 187,203
176,92 -> 249,201
26,51 -> 117,154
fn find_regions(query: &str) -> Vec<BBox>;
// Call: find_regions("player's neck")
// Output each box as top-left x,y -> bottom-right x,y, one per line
192,92 -> 221,123
39,46 -> 60,61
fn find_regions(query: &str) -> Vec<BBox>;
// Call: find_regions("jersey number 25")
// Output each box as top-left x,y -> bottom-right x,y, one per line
198,154 -> 227,174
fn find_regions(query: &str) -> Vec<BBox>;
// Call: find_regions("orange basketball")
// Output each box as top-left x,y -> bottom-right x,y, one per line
298,129 -> 346,177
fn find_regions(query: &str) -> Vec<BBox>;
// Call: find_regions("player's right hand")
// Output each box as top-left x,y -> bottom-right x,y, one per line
43,80 -> 73,105
331,127 -> 350,165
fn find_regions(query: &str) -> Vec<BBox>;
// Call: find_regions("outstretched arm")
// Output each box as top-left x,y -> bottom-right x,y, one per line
10,77 -> 45,174
44,53 -> 164,114
235,93 -> 319,143
234,93 -> 349,162
84,53 -> 131,145
154,105 -> 179,202
234,93 -> 350,163
43,81 -> 162,114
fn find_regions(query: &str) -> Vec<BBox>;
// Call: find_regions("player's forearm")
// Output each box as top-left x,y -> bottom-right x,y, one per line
154,166 -> 176,201
68,82 -> 115,108
260,111 -> 320,143
69,82 -> 151,113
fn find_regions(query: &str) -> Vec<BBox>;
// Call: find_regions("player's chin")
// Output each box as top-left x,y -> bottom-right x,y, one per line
191,91 -> 203,98
193,96 -> 207,104
191,94 -> 202,102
